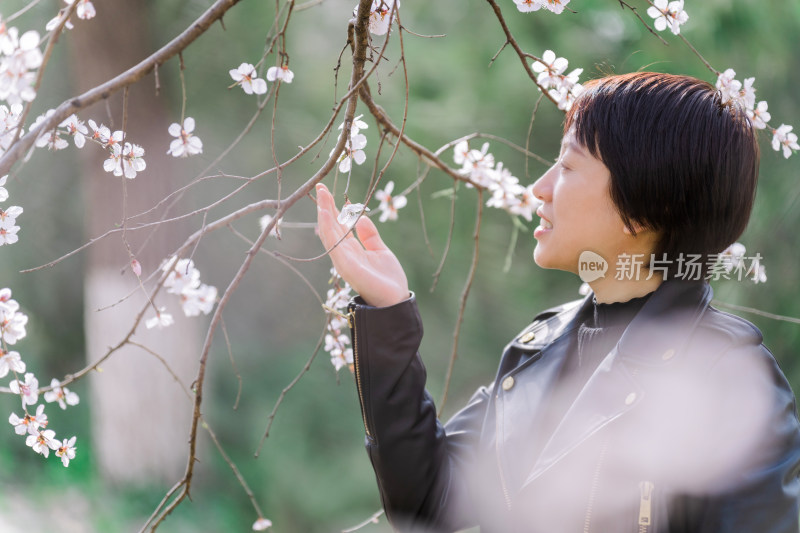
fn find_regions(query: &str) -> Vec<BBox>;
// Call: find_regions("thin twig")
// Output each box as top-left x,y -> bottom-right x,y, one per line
439,190 -> 483,416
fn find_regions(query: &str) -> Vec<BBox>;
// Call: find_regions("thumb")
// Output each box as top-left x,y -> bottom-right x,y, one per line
355,214 -> 389,252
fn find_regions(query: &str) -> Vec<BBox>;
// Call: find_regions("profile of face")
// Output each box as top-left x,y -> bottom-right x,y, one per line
531,132 -> 651,276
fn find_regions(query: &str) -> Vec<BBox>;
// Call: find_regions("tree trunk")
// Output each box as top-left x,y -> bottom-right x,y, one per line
67,1 -> 200,485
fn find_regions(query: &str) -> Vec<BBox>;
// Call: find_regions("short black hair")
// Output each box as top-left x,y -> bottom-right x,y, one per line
564,72 -> 760,278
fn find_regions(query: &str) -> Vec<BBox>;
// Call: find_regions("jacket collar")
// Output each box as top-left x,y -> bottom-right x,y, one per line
521,279 -> 713,488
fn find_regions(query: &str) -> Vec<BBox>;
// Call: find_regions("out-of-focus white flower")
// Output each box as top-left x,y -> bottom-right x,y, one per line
646,0 -> 689,35
0,220 -> 20,246
337,203 -> 369,229
167,117 -> 203,158
180,284 -> 217,317
252,517 -> 273,531
0,28 -> 42,105
145,308 -> 174,330
1,104 -> 24,153
67,0 -> 97,20
229,63 -> 267,95
55,435 -> 77,467
26,429 -> 59,457
266,65 -> 294,83
0,349 -> 25,378
44,378 -> 80,410
9,372 -> 39,407
0,175 -> 7,203
772,124 -> 799,159
258,214 -> 282,238
375,181 -> 407,222
0,291 -> 27,343
162,257 -> 201,295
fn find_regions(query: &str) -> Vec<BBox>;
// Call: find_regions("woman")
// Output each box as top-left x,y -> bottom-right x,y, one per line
316,72 -> 800,532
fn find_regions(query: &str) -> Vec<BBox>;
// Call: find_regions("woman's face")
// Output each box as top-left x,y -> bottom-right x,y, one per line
531,132 -> 638,276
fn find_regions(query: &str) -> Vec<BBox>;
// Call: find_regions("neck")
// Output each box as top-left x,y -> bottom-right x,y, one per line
589,272 -> 663,304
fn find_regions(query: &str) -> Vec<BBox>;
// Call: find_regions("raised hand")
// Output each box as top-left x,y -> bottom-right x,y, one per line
316,183 -> 410,308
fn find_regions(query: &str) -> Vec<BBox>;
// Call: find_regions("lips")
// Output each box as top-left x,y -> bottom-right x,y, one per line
536,208 -> 553,229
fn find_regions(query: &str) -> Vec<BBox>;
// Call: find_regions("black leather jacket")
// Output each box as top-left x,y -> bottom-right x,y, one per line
347,280 -> 800,532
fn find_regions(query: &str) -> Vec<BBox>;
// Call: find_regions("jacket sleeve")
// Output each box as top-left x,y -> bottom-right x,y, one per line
348,294 -> 489,532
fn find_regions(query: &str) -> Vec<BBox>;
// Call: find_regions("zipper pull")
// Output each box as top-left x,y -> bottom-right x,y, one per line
346,302 -> 356,329
638,481 -> 654,528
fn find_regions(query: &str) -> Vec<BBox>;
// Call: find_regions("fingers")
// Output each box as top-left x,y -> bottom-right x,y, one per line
316,184 -> 351,250
354,213 -> 388,253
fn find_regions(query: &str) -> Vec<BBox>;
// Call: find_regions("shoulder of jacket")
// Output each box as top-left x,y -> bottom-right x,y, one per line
530,298 -> 584,324
694,305 -> 764,349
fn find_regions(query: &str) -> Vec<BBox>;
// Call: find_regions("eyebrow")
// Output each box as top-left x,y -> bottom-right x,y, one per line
560,138 -> 587,158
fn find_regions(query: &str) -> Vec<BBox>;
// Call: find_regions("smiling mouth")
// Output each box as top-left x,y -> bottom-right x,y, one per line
536,209 -> 553,229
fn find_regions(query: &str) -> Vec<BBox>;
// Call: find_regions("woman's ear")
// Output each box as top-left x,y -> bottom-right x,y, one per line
622,221 -> 647,236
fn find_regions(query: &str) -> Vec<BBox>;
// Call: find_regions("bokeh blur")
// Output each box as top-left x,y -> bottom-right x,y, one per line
1,0 -> 799,531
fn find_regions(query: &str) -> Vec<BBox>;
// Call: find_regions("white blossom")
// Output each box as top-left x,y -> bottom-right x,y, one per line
9,372 -> 38,407
43,378 -> 80,410
26,429 -> 58,458
180,284 -> 217,317
333,132 -> 367,173
358,0 -> 399,36
9,404 -> 47,436
514,0 -> 543,12
266,65 -> 294,83
375,181 -> 407,222
59,114 -> 88,148
252,517 -> 273,531
121,142 -> 146,179
646,0 -> 689,35
0,292 -> 27,343
67,0 -> 97,20
145,308 -> 174,330
258,214 -> 282,238
229,63 -> 267,95
167,117 -> 203,158
0,349 -> 25,378
55,436 -> 77,467
748,101 -> 770,130
772,125 -> 799,159
162,257 -> 201,295
337,203 -> 369,229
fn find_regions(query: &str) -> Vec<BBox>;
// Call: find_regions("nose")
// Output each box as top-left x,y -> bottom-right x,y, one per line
531,163 -> 556,203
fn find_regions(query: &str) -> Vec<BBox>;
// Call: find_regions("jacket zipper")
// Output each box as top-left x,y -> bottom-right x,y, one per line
638,481 -> 654,533
347,304 -> 372,439
582,438 -> 609,533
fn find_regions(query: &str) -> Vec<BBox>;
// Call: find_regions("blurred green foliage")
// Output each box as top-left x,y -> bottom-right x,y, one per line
0,0 -> 798,531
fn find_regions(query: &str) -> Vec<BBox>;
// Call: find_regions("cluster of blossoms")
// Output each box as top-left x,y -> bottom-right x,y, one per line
531,50 -> 584,111
453,140 -> 539,222
230,61 -> 295,96
513,0 -> 571,15
646,0 -> 689,35
146,257 -> 218,329
2,288 -> 78,467
0,18 -> 42,107
332,114 -> 368,173
46,0 -> 97,32
323,269 -> 354,372
25,110 -> 147,178
0,174 -> 22,246
0,103 -> 23,156
715,69 -> 798,159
